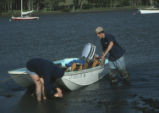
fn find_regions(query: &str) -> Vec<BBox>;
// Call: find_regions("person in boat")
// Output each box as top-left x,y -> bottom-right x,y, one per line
65,42 -> 100,71
65,55 -> 100,71
26,58 -> 65,102
65,57 -> 85,71
95,26 -> 130,84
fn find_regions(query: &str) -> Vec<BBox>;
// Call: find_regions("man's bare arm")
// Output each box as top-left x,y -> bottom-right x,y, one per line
101,41 -> 114,65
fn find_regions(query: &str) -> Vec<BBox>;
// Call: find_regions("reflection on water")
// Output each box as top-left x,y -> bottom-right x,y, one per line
16,93 -> 51,113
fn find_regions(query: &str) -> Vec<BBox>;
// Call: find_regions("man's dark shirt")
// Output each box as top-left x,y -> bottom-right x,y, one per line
26,58 -> 64,97
100,34 -> 125,61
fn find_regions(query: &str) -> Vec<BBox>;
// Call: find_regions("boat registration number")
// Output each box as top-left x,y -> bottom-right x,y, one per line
70,74 -> 86,79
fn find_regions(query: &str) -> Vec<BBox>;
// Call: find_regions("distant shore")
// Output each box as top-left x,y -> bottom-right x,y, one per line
0,6 -> 137,16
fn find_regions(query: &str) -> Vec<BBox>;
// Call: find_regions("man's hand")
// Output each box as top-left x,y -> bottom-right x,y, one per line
101,41 -> 113,65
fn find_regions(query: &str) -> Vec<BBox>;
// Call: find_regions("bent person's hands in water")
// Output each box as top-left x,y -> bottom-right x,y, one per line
54,88 -> 63,98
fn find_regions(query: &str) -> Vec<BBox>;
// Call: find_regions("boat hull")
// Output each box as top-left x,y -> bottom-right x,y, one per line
57,65 -> 108,90
8,58 -> 108,91
11,16 -> 39,21
139,9 -> 159,14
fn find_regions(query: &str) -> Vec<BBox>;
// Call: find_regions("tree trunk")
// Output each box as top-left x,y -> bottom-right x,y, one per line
149,0 -> 153,6
79,0 -> 84,9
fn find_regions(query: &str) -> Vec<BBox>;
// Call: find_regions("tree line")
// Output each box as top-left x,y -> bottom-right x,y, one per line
0,0 -> 159,13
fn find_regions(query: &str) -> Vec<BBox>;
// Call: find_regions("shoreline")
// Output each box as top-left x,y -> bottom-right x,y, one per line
0,7 -> 137,16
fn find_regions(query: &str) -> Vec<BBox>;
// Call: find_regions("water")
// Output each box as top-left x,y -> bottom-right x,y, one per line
0,10 -> 159,113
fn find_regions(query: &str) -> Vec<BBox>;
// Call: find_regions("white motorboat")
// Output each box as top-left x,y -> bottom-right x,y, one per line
8,58 -> 108,91
139,9 -> 159,14
8,43 -> 109,91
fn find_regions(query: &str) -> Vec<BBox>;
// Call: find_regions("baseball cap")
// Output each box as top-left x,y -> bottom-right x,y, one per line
95,26 -> 104,34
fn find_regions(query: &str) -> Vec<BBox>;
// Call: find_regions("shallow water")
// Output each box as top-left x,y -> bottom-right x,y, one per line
0,10 -> 159,113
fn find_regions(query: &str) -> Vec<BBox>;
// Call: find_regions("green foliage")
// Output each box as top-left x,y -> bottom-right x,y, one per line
0,0 -> 159,13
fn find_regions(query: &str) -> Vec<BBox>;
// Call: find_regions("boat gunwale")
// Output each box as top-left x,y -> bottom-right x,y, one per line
8,65 -> 106,76
8,57 -> 108,76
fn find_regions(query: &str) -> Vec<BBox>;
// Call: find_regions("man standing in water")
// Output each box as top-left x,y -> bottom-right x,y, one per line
26,58 -> 64,102
95,26 -> 130,84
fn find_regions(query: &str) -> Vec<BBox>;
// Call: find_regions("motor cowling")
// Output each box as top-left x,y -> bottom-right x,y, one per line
81,43 -> 96,61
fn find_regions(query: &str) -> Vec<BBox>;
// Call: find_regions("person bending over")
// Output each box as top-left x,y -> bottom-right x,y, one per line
26,58 -> 64,102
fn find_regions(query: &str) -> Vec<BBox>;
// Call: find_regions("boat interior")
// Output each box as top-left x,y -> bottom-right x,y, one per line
55,57 -> 101,72
54,43 -> 101,72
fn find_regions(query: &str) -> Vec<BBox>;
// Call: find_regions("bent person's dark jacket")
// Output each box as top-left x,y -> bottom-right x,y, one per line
26,58 -> 64,96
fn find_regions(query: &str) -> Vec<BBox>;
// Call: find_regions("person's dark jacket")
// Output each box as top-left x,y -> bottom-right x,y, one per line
101,34 -> 125,61
26,58 -> 64,97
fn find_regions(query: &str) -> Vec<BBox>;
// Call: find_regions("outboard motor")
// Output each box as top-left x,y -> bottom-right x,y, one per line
81,43 -> 96,61
65,43 -> 98,71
